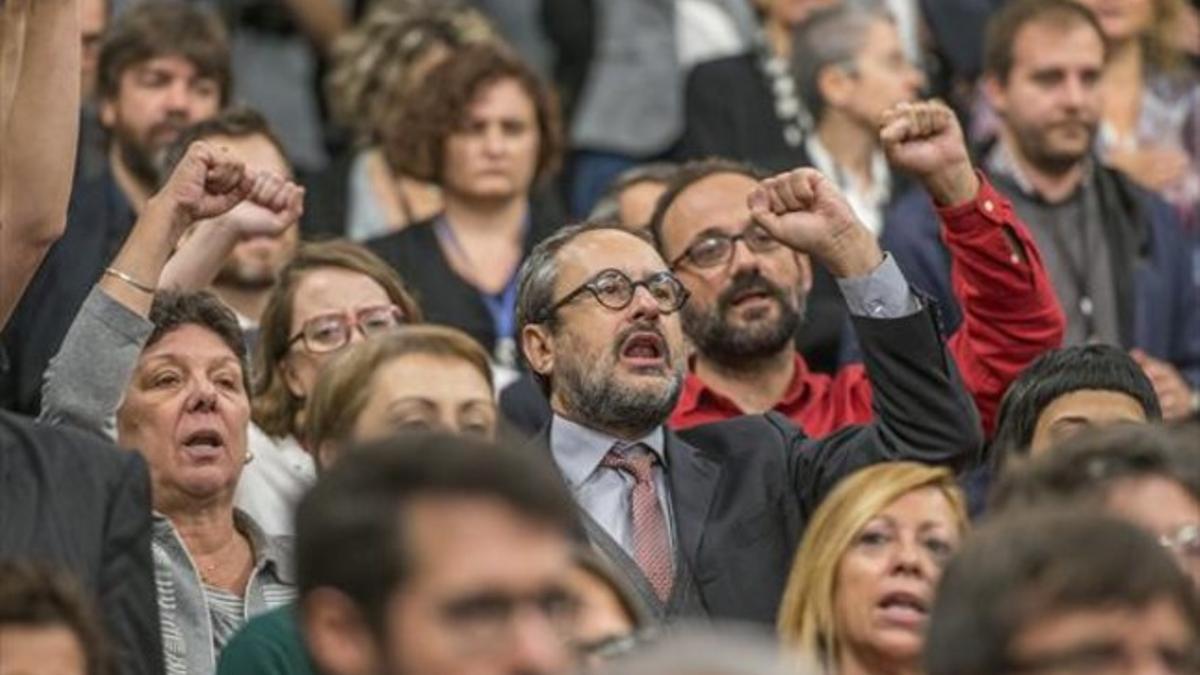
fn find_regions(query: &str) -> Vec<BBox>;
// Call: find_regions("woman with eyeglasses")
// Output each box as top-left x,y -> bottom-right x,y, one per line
777,462 -> 969,675
243,240 -> 422,535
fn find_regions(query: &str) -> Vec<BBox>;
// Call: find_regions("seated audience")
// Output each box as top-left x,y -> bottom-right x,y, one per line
0,0 -> 79,329
991,423 -> 1200,588
791,1 -> 924,236
884,0 -> 1200,420
925,510 -> 1200,675
777,462 -> 967,674
989,344 -> 1162,472
655,101 -> 1062,434
248,240 -> 422,535
39,141 -> 304,673
0,561 -> 110,675
367,43 -> 565,378
306,1 -> 497,241
158,106 -> 301,344
515,165 -> 981,622
2,0 -> 229,415
295,433 -> 579,675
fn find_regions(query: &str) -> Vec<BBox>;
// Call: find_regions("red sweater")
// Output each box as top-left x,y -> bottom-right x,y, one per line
670,176 -> 1065,437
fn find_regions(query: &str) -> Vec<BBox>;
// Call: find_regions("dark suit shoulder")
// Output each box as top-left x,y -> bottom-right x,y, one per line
687,52 -> 758,84
675,412 -> 801,461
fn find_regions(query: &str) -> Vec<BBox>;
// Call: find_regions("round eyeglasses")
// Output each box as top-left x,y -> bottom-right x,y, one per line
287,304 -> 407,354
539,268 -> 689,321
670,224 -> 782,269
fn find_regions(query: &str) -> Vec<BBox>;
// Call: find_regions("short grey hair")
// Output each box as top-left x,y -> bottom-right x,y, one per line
589,162 -> 681,224
791,0 -> 893,123
515,220 -> 652,394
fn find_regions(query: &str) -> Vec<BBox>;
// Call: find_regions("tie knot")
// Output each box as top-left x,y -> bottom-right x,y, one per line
601,444 -> 657,484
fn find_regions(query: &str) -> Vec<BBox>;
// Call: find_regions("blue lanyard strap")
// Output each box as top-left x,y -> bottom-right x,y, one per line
434,213 -> 528,343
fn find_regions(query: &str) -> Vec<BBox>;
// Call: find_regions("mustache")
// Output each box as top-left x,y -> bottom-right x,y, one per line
716,271 -> 789,312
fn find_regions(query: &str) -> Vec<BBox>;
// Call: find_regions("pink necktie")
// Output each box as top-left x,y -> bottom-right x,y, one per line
602,445 -> 674,601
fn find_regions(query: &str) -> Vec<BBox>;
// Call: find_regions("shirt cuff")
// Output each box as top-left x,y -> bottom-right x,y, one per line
836,253 -> 920,319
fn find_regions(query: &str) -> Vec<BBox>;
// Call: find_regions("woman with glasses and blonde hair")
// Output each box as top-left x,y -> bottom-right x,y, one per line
777,462 -> 969,675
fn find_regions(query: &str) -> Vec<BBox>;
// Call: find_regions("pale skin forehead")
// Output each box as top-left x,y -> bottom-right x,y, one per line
553,229 -> 670,297
661,173 -> 759,254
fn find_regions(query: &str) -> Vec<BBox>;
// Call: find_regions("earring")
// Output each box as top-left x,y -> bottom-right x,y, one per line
244,450 -> 255,465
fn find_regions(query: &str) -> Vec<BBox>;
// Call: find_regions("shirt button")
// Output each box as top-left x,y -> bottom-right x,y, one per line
983,200 -> 995,213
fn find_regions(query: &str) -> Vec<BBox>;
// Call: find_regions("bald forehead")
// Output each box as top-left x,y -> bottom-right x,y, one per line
662,172 -> 758,250
555,229 -> 667,292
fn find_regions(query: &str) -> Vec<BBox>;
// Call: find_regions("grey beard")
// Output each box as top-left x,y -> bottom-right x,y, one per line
557,360 -> 682,435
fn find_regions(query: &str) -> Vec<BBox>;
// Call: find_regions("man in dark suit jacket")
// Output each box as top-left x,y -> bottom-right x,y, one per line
0,411 -> 162,675
514,168 -> 982,625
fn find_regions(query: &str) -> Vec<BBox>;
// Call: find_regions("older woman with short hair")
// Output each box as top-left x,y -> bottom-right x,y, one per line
40,140 -> 306,674
777,462 -> 969,675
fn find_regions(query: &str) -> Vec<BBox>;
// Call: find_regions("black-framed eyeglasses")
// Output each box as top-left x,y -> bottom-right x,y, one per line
669,224 -> 782,269
286,304 -> 408,354
539,268 -> 689,322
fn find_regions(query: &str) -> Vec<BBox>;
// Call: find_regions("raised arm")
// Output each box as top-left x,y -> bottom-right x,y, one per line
0,0 -> 80,329
40,142 -> 302,433
880,101 -> 1066,435
748,167 -> 983,504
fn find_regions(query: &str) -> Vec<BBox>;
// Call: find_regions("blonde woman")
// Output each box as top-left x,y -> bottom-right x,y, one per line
777,462 -> 968,675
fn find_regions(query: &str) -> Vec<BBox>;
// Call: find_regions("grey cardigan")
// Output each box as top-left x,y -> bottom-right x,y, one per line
41,287 -> 296,675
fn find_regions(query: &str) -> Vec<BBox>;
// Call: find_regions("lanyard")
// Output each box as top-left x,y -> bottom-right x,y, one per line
1045,195 -> 1099,341
434,214 -> 527,356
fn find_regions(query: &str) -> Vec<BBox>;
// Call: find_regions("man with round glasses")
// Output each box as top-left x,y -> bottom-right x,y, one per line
514,147 -> 982,623
651,100 -> 1063,436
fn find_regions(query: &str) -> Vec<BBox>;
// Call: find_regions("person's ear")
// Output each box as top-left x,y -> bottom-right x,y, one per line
817,64 -> 856,111
282,357 -> 306,400
521,323 -> 556,382
99,96 -> 117,129
301,588 -> 381,675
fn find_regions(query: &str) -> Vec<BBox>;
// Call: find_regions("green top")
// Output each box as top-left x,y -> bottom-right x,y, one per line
216,604 -> 317,675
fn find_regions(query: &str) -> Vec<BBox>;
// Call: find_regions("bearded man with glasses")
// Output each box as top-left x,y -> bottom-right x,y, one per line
651,100 -> 1064,437
514,152 -> 983,624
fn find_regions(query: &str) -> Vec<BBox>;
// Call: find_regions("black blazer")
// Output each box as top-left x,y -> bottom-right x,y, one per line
0,411 -> 162,675
366,191 -> 566,356
539,302 -> 983,624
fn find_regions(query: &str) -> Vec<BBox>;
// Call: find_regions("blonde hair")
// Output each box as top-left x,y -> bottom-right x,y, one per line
776,462 -> 968,671
302,325 -> 494,457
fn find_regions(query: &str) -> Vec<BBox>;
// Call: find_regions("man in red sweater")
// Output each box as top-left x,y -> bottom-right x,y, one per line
652,100 -> 1064,435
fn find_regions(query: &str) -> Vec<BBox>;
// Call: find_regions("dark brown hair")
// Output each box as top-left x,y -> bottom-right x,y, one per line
97,0 -> 232,104
148,290 -> 249,393
0,561 -> 111,675
252,240 -> 423,438
983,0 -> 1108,83
390,43 -> 563,186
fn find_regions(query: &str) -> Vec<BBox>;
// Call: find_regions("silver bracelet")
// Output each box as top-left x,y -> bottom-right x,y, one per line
103,267 -> 156,295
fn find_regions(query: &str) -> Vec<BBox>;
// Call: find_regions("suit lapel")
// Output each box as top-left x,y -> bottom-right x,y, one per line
664,431 -> 722,569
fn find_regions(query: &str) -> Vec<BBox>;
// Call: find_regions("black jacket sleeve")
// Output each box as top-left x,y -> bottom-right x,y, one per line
791,301 -> 983,515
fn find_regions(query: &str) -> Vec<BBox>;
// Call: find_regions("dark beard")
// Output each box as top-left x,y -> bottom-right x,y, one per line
214,261 -> 279,291
556,323 -> 683,435
114,131 -> 165,191
682,270 -> 804,368
1011,119 -> 1097,177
